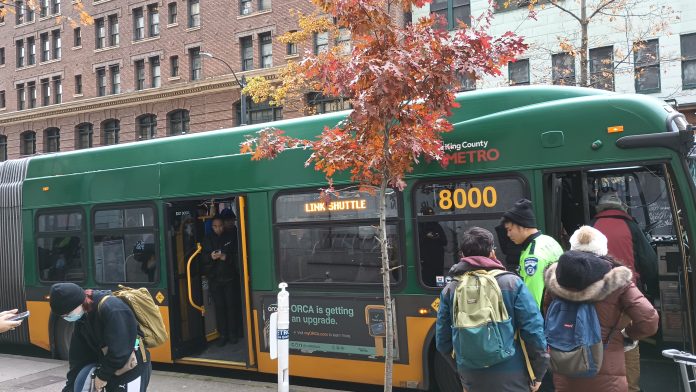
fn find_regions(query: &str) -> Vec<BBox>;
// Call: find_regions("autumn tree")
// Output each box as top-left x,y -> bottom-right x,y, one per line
240,1 -> 526,390
0,0 -> 93,27
511,0 -> 676,89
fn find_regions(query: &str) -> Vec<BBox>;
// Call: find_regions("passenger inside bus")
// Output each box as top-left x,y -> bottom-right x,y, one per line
418,204 -> 447,286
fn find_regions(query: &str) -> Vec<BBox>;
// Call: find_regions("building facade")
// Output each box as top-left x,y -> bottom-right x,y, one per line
0,0 -> 327,161
414,0 -> 696,124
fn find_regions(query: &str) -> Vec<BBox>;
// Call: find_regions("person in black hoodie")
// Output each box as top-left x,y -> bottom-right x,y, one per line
49,282 -> 151,392
202,216 -> 241,346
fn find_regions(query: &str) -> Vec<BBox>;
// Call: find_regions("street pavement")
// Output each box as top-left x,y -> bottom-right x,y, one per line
0,354 -> 344,392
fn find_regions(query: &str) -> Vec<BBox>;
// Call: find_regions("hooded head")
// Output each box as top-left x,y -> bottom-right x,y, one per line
502,199 -> 537,229
570,226 -> 608,256
133,241 -> 155,263
555,250 -> 612,291
49,283 -> 86,316
596,191 -> 626,212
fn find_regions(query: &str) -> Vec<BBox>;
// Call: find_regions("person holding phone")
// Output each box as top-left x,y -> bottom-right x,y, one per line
0,309 -> 24,333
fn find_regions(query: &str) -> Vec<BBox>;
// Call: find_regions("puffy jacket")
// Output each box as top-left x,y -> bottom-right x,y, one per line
543,263 -> 658,392
436,256 -> 549,391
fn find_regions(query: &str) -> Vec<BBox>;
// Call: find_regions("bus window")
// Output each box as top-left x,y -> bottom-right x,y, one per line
413,176 -> 528,287
36,211 -> 84,282
274,190 -> 401,285
93,206 -> 159,283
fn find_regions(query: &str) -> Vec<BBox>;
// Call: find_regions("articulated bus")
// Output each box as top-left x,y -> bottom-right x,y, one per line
1,86 -> 695,391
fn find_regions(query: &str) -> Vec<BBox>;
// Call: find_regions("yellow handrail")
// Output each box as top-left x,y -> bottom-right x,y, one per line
187,243 -> 205,314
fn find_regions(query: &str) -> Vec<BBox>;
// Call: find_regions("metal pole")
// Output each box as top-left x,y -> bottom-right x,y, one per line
240,76 -> 248,126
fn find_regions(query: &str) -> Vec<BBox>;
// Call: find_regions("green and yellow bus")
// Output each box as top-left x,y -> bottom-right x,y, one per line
1,86 -> 694,391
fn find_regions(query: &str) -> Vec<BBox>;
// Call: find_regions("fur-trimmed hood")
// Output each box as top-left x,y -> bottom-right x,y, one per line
544,262 -> 633,302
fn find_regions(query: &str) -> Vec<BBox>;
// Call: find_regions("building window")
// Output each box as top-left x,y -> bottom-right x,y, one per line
75,74 -> 82,95
44,127 -> 60,153
16,39 -> 24,68
0,135 -> 7,162
188,0 -> 200,28
135,59 -> 145,90
102,119 -> 120,145
16,0 -> 25,25
148,4 -> 159,37
258,0 -> 270,11
430,0 -> 470,30
508,59 -> 530,86
189,47 -> 201,80
40,33 -> 49,62
259,32 -> 272,68
96,67 -> 106,96
52,76 -> 62,104
27,81 -> 36,109
17,84 -> 25,110
95,17 -> 106,49
170,55 -> 179,77
240,36 -> 253,71
240,0 -> 251,15
167,109 -> 190,135
40,0 -> 49,17
168,2 -> 177,24
286,31 -> 297,55
150,56 -> 160,87
313,32 -> 328,54
552,52 -> 575,86
137,114 -> 157,140
634,39 -> 660,93
41,78 -> 50,106
681,34 -> 696,89
336,27 -> 351,56
236,98 -> 282,125
51,0 -> 60,15
307,92 -> 351,115
0,48 -> 5,65
75,123 -> 93,149
109,15 -> 120,46
133,7 -> 145,41
456,73 -> 476,92
74,27 -> 81,47
0,91 -> 5,109
52,30 -> 61,60
27,37 -> 35,65
111,65 -> 120,94
20,131 -> 36,155
590,46 -> 614,91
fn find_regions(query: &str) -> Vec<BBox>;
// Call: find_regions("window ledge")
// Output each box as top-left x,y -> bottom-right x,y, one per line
132,36 -> 160,44
95,45 -> 120,53
73,93 -> 84,98
16,64 -> 37,70
93,0 -> 114,4
285,54 -> 299,60
167,22 -> 178,28
168,76 -> 181,81
39,14 -> 61,22
185,26 -> 201,32
15,20 -> 36,28
40,59 -> 61,65
72,45 -> 83,50
237,9 -> 272,20
0,108 -> 6,112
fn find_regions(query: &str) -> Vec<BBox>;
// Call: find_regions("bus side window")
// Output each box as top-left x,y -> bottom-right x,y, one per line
36,210 -> 85,282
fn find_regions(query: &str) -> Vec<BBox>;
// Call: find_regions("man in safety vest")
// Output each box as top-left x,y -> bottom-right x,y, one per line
502,199 -> 563,308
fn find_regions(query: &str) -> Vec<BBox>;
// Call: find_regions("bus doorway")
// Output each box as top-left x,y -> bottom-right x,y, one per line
544,163 -> 694,390
165,196 -> 252,366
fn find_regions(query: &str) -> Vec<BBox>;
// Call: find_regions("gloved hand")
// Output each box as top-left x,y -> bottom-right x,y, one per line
621,328 -> 638,352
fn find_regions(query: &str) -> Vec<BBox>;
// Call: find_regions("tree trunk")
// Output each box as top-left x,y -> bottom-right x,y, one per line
579,0 -> 589,87
379,177 -> 394,392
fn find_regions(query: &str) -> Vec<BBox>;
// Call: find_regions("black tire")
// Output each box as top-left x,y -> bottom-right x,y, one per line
54,318 -> 74,360
432,351 -> 462,392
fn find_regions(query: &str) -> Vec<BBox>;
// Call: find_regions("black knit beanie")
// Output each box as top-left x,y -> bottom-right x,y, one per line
555,250 -> 612,291
49,283 -> 86,315
502,199 -> 537,228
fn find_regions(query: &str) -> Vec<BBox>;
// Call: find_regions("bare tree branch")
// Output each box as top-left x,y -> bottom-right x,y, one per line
550,1 -> 582,23
589,0 -> 621,20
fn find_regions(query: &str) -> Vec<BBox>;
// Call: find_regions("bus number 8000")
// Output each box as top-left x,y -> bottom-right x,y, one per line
438,186 -> 497,210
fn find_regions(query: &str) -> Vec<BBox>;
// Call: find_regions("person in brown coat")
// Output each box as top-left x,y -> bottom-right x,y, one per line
543,247 -> 658,392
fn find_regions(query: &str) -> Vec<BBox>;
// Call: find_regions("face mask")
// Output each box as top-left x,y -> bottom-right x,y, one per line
62,309 -> 84,322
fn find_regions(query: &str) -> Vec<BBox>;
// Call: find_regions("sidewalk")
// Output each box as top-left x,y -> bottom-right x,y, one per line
0,354 -> 338,392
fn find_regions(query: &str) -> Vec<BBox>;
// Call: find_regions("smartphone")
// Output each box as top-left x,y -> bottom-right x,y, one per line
8,311 -> 30,322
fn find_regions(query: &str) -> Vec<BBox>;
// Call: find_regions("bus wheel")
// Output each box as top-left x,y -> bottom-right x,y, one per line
433,351 -> 461,392
54,318 -> 74,360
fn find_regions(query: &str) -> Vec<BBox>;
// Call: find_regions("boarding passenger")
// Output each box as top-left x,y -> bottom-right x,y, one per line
202,216 -> 241,346
49,282 -> 151,392
543,237 -> 658,392
436,227 -> 549,392
0,310 -> 23,333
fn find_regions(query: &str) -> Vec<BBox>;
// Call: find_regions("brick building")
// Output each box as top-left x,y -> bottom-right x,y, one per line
0,0 -> 335,161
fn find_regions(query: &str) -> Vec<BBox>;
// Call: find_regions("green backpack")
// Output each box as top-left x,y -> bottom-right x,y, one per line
451,270 -> 516,368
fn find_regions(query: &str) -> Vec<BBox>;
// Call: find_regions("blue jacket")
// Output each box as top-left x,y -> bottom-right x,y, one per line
436,256 -> 549,391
